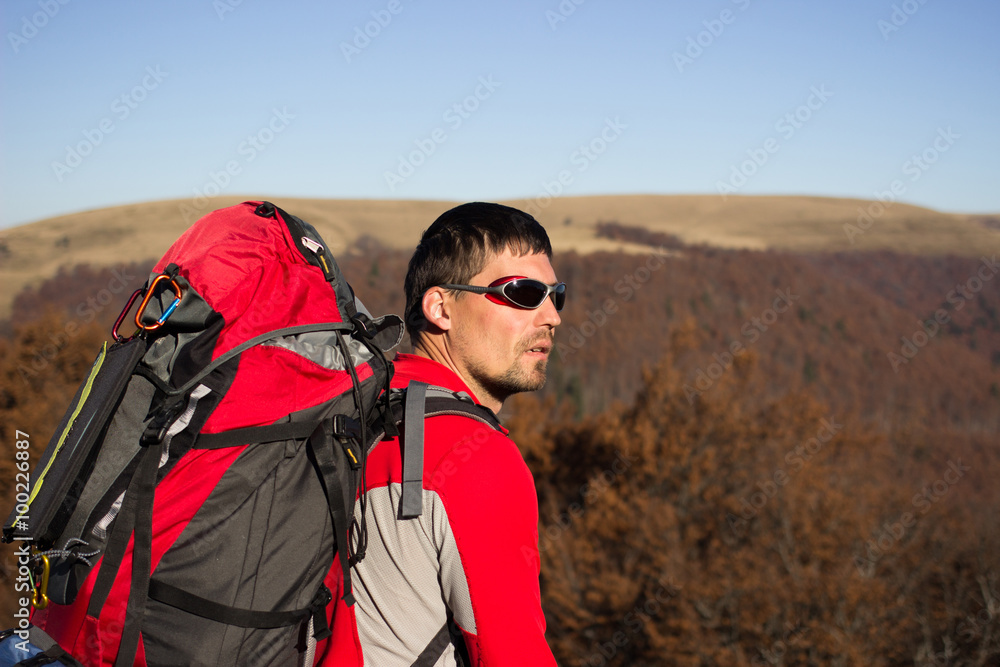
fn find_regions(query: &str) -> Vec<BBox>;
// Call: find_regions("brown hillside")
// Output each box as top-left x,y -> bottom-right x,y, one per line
1,234 -> 998,662
1,194 -> 997,319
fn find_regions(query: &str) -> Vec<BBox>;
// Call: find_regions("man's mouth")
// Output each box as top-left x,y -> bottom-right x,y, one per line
526,342 -> 551,356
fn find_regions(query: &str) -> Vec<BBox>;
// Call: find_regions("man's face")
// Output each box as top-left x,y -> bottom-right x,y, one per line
446,249 -> 562,408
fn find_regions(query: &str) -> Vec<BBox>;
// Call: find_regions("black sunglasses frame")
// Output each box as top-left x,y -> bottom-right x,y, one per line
440,278 -> 566,311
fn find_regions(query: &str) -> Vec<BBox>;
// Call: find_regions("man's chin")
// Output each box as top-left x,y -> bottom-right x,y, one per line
520,367 -> 548,394
484,363 -> 548,400
522,357 -> 549,387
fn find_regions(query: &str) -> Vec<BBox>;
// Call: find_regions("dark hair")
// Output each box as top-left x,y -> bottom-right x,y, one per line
404,202 -> 552,342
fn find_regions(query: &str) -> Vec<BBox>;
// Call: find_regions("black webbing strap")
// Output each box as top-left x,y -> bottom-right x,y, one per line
307,420 -> 357,608
400,381 -> 428,519
411,622 -> 452,667
86,473 -> 138,620
16,626 -> 86,667
335,332 -> 369,571
15,646 -> 86,667
113,440 -> 162,667
147,579 -> 333,632
193,421 -> 320,449
86,433 -> 163,621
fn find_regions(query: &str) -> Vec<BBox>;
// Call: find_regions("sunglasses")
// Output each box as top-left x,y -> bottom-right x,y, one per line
440,276 -> 566,311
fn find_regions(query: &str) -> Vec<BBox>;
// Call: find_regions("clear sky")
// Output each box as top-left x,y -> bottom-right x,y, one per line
1,0 -> 998,229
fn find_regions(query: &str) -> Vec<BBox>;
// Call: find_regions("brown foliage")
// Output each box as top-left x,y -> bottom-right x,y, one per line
595,221 -> 687,250
0,311 -> 108,622
5,261 -> 153,338
507,332 -> 1000,665
1,240 -> 998,664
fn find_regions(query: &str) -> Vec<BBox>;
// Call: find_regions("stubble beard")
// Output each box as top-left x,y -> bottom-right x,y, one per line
468,338 -> 551,406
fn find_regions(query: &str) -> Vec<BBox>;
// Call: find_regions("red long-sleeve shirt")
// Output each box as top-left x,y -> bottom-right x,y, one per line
314,354 -> 556,666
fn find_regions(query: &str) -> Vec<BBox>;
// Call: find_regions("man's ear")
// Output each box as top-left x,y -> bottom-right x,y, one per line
421,287 -> 452,332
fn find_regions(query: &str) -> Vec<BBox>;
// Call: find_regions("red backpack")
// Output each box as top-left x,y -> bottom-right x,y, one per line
4,201 -> 403,666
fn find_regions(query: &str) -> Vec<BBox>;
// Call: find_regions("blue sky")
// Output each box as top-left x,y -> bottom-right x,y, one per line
1,0 -> 998,229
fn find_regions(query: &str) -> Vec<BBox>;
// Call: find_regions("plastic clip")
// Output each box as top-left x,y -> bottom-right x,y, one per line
142,400 -> 185,447
352,314 -> 376,340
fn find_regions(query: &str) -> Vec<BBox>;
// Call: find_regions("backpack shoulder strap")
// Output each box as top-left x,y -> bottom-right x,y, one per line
397,382 -> 503,519
400,382 -> 429,519
422,387 -> 503,431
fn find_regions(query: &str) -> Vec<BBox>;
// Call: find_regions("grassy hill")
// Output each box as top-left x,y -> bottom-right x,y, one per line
1,193 -> 997,319
1,200 -> 999,662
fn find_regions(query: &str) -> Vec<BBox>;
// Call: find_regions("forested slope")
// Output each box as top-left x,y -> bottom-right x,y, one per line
1,232 -> 997,665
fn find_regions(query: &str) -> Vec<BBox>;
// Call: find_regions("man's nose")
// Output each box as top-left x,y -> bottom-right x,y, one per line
536,295 -> 561,328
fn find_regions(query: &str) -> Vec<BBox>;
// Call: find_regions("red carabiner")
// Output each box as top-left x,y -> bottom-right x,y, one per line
112,288 -> 144,343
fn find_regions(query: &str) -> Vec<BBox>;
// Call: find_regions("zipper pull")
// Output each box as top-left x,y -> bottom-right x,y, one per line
301,236 -> 331,274
301,236 -> 323,254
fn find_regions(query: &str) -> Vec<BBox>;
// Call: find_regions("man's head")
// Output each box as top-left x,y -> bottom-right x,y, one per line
404,202 -> 555,340
404,202 -> 562,410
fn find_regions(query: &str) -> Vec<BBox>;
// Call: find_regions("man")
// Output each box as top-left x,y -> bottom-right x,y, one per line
315,202 -> 562,665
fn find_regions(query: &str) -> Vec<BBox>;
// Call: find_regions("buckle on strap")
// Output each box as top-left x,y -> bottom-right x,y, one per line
351,313 -> 376,339
309,585 -> 333,642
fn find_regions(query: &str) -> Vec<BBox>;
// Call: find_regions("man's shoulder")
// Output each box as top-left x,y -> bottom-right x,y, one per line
420,413 -> 531,501
391,354 -> 508,437
384,353 -> 524,478
423,412 -> 508,447
391,353 -> 468,394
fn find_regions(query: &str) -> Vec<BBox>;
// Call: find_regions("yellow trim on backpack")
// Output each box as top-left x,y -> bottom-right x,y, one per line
19,342 -> 108,516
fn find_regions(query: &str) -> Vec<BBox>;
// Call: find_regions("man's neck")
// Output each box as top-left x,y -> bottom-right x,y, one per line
410,338 -> 503,413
